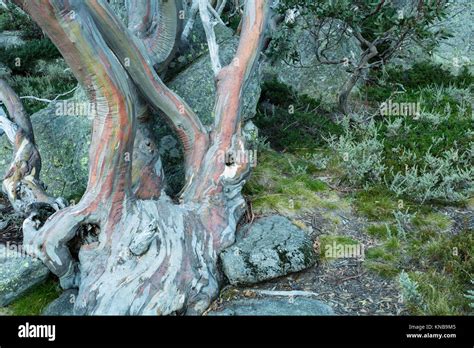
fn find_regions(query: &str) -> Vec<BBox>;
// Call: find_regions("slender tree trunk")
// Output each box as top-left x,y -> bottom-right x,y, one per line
338,36 -> 378,115
338,71 -> 361,115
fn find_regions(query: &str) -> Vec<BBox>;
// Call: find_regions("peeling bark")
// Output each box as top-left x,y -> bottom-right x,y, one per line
14,0 -> 270,315
0,79 -> 65,214
126,0 -> 182,71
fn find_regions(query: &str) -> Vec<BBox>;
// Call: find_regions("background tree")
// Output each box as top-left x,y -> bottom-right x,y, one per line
6,0 -> 270,315
272,0 -> 450,114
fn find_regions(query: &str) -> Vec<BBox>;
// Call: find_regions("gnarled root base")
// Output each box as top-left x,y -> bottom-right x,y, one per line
23,197 -> 224,315
76,199 -> 220,315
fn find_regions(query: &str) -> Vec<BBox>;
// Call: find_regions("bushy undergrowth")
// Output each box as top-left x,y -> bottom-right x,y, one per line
5,59 -> 76,114
0,3 -> 43,40
0,39 -> 61,75
364,61 -> 473,102
326,119 -> 386,186
399,271 -> 426,312
253,79 -> 343,152
328,116 -> 473,203
255,63 -> 473,205
331,66 -> 473,203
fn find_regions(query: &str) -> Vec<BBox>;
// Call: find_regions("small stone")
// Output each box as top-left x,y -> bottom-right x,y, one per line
0,245 -> 50,306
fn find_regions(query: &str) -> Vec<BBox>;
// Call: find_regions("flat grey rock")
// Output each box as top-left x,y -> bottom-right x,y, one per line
220,215 -> 316,285
208,297 -> 334,316
42,289 -> 77,316
0,245 -> 50,306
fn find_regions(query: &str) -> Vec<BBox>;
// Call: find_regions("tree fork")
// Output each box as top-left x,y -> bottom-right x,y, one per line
14,0 -> 270,315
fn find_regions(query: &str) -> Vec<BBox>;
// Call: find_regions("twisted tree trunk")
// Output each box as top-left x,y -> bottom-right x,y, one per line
0,79 -> 66,214
13,0 -> 269,315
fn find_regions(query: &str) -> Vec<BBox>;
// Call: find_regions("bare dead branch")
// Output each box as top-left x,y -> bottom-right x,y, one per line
199,0 -> 222,76
208,1 -> 226,26
18,85 -> 79,104
217,0 -> 227,15
181,0 -> 199,43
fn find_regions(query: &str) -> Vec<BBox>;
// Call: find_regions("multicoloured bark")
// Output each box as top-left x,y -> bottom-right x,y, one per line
0,79 -> 65,213
13,0 -> 270,315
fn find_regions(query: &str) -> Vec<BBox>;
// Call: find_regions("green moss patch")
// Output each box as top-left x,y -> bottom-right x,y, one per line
7,278 -> 61,316
244,150 -> 350,217
319,234 -> 360,261
352,187 -> 399,221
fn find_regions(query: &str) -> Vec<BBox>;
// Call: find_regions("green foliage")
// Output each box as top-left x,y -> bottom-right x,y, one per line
405,227 -> 473,315
365,62 -> 473,103
254,79 -> 343,152
319,234 -> 359,260
465,280 -> 474,310
412,228 -> 473,284
8,278 -> 61,315
367,223 -> 396,240
353,187 -> 398,220
361,202 -> 472,314
326,118 -> 386,186
273,0 -> 450,68
399,270 -> 426,312
410,270 -> 470,315
5,59 -> 76,114
243,149 -> 350,217
380,83 -> 473,203
0,39 -> 61,75
0,3 -> 43,40
329,71 -> 473,203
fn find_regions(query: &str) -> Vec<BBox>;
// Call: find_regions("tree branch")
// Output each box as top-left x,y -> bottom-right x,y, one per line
84,0 -> 209,187
126,0 -> 182,69
0,79 -> 34,141
199,0 -> 222,76
0,79 -> 64,213
217,0 -> 227,15
181,0 -> 199,43
19,85 -> 78,104
184,0 -> 269,201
